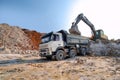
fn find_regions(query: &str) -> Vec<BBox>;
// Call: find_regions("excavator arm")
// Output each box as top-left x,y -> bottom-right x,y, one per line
69,13 -> 96,39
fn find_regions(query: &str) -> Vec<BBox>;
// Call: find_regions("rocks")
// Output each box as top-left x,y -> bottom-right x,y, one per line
90,40 -> 120,56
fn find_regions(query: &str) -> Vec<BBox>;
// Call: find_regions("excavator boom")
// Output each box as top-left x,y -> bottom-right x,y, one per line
69,13 -> 96,39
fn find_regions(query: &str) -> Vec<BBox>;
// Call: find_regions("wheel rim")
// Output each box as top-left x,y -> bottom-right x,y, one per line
56,50 -> 64,60
58,53 -> 63,59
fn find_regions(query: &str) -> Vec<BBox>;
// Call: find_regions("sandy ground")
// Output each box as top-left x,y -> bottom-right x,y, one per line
0,54 -> 120,80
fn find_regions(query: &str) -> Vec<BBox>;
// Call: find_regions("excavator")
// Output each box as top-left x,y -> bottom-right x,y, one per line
69,13 -> 108,40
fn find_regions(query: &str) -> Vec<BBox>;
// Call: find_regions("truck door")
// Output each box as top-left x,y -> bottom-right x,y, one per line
51,34 -> 64,51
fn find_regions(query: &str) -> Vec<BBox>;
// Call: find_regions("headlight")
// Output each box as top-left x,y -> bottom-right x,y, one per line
46,48 -> 49,52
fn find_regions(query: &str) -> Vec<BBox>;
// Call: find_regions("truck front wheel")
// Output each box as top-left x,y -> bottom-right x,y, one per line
55,50 -> 65,61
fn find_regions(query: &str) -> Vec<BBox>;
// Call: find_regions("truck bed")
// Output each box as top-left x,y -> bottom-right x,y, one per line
66,34 -> 89,45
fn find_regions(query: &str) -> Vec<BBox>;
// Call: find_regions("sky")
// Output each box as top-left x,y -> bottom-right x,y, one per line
0,0 -> 120,39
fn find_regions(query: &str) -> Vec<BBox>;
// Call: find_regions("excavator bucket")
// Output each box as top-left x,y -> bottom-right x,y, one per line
69,23 -> 81,35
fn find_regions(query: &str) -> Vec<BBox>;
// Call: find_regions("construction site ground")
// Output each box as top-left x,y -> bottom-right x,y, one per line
0,24 -> 120,80
0,53 -> 120,80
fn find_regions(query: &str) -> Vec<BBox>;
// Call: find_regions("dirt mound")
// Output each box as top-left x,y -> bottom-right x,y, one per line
22,29 -> 42,50
0,23 -> 43,54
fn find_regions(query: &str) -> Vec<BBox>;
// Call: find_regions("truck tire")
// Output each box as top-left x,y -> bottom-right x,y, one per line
55,50 -> 65,61
81,48 -> 86,56
69,50 -> 76,58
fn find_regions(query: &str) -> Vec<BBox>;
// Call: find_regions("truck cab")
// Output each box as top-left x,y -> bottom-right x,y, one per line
39,32 -> 64,58
39,30 -> 90,60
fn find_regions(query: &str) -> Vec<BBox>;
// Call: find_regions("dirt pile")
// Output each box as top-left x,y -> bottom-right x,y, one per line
22,29 -> 43,50
0,23 -> 43,54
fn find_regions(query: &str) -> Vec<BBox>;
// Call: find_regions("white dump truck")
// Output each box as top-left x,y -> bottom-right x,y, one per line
39,30 -> 90,60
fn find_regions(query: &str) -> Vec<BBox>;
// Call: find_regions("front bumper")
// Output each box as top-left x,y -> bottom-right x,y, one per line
39,48 -> 52,57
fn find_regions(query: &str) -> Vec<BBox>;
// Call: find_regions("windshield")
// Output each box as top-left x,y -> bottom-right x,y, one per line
41,36 -> 51,43
41,33 -> 60,43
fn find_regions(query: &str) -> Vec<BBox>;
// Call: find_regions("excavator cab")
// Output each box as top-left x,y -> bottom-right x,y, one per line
95,29 -> 108,40
91,29 -> 108,40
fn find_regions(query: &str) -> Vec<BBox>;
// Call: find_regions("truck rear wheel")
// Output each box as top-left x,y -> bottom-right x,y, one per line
81,48 -> 86,56
69,50 -> 76,58
55,50 -> 65,61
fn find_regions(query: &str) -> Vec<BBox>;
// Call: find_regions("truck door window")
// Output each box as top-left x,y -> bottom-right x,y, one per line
53,34 -> 60,41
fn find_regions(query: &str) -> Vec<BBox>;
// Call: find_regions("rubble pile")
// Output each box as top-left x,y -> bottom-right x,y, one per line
0,23 -> 43,54
90,40 -> 120,56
